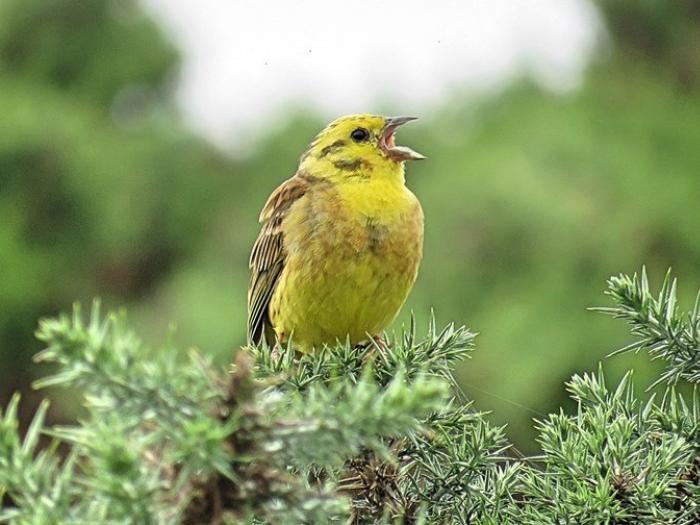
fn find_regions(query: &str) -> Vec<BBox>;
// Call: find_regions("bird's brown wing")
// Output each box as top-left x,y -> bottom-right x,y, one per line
247,174 -> 311,346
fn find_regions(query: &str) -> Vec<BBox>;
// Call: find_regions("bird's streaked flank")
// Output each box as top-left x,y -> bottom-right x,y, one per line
247,114 -> 425,351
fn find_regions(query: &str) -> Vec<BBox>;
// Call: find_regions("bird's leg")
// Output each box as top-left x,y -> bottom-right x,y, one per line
270,341 -> 283,364
359,334 -> 390,367
369,334 -> 390,351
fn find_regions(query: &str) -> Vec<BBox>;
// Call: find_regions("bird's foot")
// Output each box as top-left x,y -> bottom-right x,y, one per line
268,341 -> 285,365
358,334 -> 390,367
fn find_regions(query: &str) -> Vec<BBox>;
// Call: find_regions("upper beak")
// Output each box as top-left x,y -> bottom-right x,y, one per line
381,116 -> 426,161
385,116 -> 419,128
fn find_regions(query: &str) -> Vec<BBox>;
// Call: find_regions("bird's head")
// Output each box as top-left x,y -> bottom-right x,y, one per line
299,114 -> 425,179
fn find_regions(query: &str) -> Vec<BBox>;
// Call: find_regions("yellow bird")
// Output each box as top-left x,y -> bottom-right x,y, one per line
247,114 -> 425,351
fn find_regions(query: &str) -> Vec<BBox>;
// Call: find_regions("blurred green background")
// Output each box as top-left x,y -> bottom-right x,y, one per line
1,0 -> 699,451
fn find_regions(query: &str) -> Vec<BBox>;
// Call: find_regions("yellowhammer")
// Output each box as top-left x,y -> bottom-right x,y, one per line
247,114 -> 425,351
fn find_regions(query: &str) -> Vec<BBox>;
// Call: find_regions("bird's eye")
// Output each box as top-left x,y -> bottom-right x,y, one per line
350,127 -> 369,142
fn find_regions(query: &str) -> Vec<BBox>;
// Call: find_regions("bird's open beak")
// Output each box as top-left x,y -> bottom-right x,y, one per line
381,116 -> 426,161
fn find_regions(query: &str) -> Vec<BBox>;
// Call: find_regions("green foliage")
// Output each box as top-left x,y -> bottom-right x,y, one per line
512,371 -> 699,524
594,0 -> 700,87
0,397 -> 70,524
251,322 -> 514,523
252,317 -> 476,388
2,270 -> 700,523
494,269 -> 700,524
595,269 -> 700,385
0,0 -> 177,106
0,303 -> 452,523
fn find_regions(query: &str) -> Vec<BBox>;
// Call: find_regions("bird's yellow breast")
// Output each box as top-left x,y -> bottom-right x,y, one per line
269,177 -> 423,350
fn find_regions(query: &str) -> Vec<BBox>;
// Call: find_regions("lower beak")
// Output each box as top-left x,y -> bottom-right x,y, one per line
381,116 -> 426,161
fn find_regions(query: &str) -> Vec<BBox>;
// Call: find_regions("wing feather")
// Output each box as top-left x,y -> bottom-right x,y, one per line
247,174 -> 311,345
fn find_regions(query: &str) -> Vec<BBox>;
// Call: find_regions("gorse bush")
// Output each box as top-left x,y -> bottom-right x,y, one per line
1,269 -> 699,524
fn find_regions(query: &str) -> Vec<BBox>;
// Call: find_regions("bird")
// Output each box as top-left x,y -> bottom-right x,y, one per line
247,114 -> 425,352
